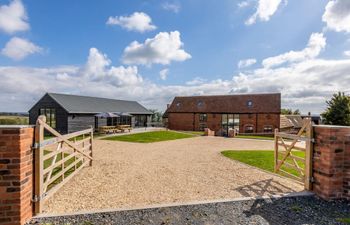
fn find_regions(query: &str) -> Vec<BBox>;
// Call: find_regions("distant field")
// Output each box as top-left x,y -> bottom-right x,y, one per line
0,116 -> 29,125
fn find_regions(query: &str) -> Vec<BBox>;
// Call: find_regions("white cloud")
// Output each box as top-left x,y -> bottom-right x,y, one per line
0,0 -> 29,34
344,51 -> 350,57
122,31 -> 191,65
83,47 -> 143,86
238,58 -> 257,68
323,0 -> 350,33
162,2 -> 181,13
1,36 -> 350,114
1,37 -> 42,61
238,1 -> 251,8
245,0 -> 283,25
159,69 -> 169,80
106,12 -> 156,33
262,33 -> 326,68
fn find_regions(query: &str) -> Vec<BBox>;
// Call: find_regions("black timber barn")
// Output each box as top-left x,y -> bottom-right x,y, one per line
29,93 -> 153,134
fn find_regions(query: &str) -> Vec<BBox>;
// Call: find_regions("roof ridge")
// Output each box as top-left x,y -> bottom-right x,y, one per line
48,92 -> 137,103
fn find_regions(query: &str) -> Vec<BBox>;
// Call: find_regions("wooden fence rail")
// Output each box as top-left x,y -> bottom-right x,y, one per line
34,115 -> 93,214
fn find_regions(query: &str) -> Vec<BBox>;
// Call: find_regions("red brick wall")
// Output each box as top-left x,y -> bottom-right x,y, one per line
256,113 -> 280,133
167,113 -> 280,135
240,114 -> 257,133
0,127 -> 34,225
168,113 -> 194,131
313,125 -> 350,200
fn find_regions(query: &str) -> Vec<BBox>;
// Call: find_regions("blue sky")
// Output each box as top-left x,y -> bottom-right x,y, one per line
0,0 -> 350,113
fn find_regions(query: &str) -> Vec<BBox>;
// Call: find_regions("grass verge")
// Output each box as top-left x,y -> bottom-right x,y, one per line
102,131 -> 195,143
221,150 -> 305,177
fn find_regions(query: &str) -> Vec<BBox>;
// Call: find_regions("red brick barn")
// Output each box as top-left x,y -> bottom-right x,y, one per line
164,93 -> 281,136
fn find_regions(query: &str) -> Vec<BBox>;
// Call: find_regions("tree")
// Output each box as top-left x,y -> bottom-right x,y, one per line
148,109 -> 163,122
281,108 -> 301,115
321,92 -> 350,126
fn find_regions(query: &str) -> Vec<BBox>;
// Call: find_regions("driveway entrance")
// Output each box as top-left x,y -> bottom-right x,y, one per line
43,136 -> 303,214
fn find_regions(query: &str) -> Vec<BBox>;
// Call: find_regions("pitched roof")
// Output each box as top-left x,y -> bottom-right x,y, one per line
47,93 -> 152,114
165,93 -> 281,114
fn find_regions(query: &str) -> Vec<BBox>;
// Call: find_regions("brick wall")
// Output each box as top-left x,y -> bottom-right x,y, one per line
167,112 -> 280,135
313,125 -> 350,200
168,113 -> 194,131
0,126 -> 34,225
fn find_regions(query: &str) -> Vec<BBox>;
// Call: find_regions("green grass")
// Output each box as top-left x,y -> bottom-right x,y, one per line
102,131 -> 195,143
221,150 -> 305,177
179,131 -> 205,136
0,116 -> 28,125
337,218 -> 350,224
236,135 -> 274,140
43,150 -> 82,191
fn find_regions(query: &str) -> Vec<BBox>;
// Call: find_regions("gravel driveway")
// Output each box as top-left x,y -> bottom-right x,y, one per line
43,136 -> 303,214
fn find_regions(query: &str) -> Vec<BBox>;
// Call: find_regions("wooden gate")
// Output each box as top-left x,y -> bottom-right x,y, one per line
33,115 -> 93,214
274,118 -> 313,190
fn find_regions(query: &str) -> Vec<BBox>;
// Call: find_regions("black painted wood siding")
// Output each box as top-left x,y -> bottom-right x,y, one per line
28,94 -> 68,134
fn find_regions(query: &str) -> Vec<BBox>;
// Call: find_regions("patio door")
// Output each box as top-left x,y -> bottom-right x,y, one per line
221,114 -> 240,136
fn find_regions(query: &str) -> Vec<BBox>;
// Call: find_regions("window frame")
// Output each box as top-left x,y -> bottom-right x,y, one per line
199,113 -> 207,122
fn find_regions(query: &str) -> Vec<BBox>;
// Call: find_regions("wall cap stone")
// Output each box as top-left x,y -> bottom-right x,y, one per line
313,125 -> 350,129
0,125 -> 35,129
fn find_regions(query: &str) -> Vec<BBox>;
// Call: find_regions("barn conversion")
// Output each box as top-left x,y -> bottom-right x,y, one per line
164,93 -> 281,136
29,93 -> 152,134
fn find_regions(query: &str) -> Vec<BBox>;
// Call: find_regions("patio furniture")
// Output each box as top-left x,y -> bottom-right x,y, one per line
117,125 -> 132,132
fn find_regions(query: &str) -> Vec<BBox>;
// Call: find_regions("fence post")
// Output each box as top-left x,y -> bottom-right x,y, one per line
274,128 -> 279,172
34,115 -> 45,214
89,126 -> 93,166
304,119 -> 313,190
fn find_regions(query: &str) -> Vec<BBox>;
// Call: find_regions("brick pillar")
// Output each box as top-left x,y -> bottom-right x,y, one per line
0,126 -> 34,225
312,125 -> 350,200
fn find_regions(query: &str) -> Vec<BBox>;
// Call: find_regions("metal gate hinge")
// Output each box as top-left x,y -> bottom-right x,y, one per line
32,193 -> 47,202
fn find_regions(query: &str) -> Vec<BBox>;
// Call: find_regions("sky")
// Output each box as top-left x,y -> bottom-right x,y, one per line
0,0 -> 350,113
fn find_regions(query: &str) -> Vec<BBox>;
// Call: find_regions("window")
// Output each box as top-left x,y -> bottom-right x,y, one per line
197,101 -> 204,107
247,100 -> 253,107
263,125 -> 273,133
176,102 -> 181,107
199,113 -> 207,122
39,108 -> 56,128
244,125 -> 254,133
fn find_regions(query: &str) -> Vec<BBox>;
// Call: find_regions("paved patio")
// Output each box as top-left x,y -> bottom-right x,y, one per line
43,136 -> 303,214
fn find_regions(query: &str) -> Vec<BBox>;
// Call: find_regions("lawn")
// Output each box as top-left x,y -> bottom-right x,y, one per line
102,131 -> 195,143
221,150 -> 305,177
236,135 -> 274,140
0,115 -> 29,125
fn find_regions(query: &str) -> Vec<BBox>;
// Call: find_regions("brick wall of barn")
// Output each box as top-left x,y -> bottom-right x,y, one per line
312,125 -> 350,200
0,126 -> 34,225
167,112 -> 280,135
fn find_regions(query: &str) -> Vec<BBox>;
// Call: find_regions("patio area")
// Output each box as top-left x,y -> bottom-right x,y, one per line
43,136 -> 304,214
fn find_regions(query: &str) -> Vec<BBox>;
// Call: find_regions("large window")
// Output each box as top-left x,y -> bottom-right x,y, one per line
39,108 -> 56,128
135,115 -> 147,127
221,114 -> 240,136
199,113 -> 207,122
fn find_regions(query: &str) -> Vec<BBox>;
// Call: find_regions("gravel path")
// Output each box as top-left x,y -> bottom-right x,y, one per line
30,195 -> 350,225
43,136 -> 303,214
